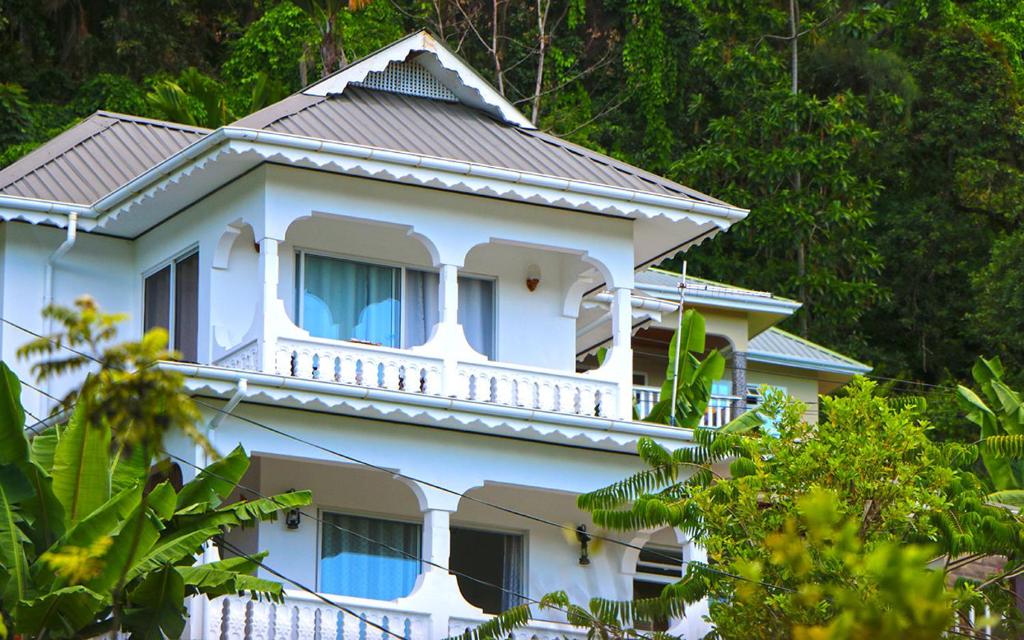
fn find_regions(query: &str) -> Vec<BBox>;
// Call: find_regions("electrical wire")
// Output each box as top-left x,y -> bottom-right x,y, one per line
163,450 -> 588,628
215,538 -> 410,640
3,315 -> 794,595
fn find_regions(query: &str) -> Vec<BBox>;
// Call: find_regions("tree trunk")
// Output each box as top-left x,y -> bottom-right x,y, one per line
492,0 -> 505,94
789,0 -> 809,337
531,0 -> 550,124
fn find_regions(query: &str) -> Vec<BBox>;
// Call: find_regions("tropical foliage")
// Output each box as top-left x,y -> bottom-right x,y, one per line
2,0 -> 1024,388
0,301 -> 313,638
471,382 -> 1024,639
958,356 -> 1024,506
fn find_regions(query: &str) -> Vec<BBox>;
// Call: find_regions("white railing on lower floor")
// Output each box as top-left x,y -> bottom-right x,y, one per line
204,592 -> 431,640
449,617 -> 588,640
215,336 -> 619,419
633,386 -> 739,427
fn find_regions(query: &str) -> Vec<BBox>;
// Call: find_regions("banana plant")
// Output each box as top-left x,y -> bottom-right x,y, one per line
957,356 -> 1024,506
0,363 -> 311,639
642,309 -> 765,433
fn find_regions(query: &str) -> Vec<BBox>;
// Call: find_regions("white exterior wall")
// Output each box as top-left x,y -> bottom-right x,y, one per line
178,401 -> 708,637
0,222 -> 134,412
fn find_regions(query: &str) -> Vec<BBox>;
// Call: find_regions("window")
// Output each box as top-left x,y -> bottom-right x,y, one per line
297,252 -> 496,358
144,251 -> 198,362
633,545 -> 683,631
450,527 -> 524,614
319,512 -> 421,600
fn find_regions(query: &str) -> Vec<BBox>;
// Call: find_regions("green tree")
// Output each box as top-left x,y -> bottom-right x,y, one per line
0,301 -> 313,638
471,381 -> 1024,639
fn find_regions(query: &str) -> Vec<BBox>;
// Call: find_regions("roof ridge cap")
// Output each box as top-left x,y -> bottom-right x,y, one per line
91,110 -> 212,133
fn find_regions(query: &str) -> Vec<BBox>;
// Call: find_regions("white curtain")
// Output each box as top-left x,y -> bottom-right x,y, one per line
404,269 -> 495,358
501,534 -> 524,610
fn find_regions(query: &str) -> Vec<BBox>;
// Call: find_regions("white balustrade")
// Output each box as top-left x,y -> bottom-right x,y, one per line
206,593 -> 430,640
275,337 -> 445,395
455,360 -> 617,418
449,617 -> 588,640
210,334 -> 623,419
213,340 -> 260,371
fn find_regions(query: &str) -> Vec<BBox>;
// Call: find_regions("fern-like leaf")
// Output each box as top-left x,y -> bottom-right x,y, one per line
983,434 -> 1024,459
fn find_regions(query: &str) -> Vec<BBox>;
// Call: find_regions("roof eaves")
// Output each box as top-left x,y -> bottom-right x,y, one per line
746,349 -> 872,376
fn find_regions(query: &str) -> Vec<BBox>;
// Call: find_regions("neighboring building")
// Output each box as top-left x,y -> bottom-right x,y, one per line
0,32 -> 868,640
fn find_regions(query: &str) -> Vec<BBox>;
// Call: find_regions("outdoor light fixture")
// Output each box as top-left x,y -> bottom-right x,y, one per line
576,524 -> 592,565
526,264 -> 541,292
285,489 -> 301,529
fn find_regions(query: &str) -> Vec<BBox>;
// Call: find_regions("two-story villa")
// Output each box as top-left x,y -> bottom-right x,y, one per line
0,32 -> 868,639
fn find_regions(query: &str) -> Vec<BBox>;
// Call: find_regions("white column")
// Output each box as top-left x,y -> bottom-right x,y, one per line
609,286 -> 635,420
400,485 -> 479,640
257,237 -> 281,373
439,263 -> 459,327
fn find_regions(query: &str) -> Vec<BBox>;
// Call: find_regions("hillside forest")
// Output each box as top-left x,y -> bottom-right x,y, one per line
2,0 -> 1023,406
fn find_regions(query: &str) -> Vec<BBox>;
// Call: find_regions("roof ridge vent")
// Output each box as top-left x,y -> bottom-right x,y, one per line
352,60 -> 458,102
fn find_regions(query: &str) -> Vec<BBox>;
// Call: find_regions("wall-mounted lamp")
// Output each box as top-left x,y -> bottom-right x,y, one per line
526,264 -> 541,292
285,489 -> 301,529
576,524 -> 592,565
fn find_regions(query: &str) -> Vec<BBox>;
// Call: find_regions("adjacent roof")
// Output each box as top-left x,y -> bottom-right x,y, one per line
748,328 -> 871,376
0,112 -> 209,205
635,268 -> 801,321
233,86 -> 729,205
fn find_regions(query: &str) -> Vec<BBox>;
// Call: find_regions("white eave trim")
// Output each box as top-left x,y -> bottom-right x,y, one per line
0,127 -> 748,233
304,31 -> 536,129
636,282 -> 800,316
161,361 -> 697,453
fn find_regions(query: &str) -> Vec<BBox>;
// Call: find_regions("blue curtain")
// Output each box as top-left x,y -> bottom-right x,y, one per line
302,255 -> 401,347
320,513 -> 421,600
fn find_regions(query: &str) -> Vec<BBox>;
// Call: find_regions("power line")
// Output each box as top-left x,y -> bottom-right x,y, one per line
3,315 -> 793,595
216,538 -> 409,640
163,450 -> 595,631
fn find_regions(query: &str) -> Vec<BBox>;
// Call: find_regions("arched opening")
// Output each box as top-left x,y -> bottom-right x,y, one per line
282,215 -> 440,349
628,530 -> 684,632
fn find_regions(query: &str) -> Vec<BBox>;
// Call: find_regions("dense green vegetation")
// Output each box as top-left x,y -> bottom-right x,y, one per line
2,0 -> 1023,391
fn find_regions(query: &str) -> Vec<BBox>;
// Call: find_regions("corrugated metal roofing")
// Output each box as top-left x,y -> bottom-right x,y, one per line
636,269 -> 784,301
0,112 -> 209,205
749,328 -> 871,374
232,87 -> 729,205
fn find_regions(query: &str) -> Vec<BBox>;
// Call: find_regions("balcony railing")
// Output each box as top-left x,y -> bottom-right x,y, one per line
215,337 -> 619,419
633,386 -> 739,427
203,592 -> 430,640
200,594 -> 587,640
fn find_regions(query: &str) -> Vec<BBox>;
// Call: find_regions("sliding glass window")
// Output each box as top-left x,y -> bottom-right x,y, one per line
297,252 -> 495,358
143,251 -> 198,362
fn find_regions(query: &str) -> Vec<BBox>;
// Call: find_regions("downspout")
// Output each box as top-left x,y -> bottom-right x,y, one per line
195,377 -> 247,636
41,212 -> 78,415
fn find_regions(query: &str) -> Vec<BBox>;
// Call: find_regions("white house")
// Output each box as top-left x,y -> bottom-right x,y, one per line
0,32 -> 868,640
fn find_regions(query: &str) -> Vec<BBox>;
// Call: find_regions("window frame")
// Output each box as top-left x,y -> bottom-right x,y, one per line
315,507 -> 424,598
142,246 -> 199,355
448,521 -> 529,613
295,248 -> 498,356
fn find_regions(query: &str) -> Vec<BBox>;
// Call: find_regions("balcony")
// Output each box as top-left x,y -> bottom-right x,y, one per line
215,337 -> 620,418
633,386 -> 739,427
201,593 -> 587,640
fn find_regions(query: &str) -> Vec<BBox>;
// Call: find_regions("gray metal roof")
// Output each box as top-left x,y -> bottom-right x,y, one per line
636,268 -> 774,298
232,87 -> 730,205
748,328 -> 871,375
0,112 -> 209,205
